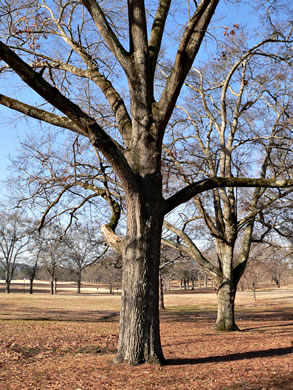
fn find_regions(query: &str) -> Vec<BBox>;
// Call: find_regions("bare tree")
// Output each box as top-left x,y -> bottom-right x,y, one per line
25,241 -> 41,294
159,245 -> 189,309
0,210 -> 31,293
94,253 -> 122,294
162,17 -> 293,330
37,224 -> 66,294
63,222 -> 107,293
241,249 -> 269,300
7,130 -> 121,237
0,0 -> 292,364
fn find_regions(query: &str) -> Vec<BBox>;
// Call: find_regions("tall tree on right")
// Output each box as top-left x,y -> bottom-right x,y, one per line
163,13 -> 293,330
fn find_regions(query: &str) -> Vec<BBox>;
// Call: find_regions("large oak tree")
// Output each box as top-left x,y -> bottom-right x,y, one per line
0,0 -> 292,364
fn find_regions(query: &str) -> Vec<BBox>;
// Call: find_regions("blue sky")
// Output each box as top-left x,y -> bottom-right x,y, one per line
0,1 -> 258,194
0,77 -> 41,191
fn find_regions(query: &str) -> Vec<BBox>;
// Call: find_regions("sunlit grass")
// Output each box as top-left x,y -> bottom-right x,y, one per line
0,284 -> 292,320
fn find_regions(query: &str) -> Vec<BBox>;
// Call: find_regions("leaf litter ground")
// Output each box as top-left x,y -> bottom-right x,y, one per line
0,288 -> 293,389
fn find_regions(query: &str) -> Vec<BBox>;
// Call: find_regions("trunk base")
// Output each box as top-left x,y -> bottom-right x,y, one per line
214,320 -> 240,332
114,352 -> 165,366
216,278 -> 238,332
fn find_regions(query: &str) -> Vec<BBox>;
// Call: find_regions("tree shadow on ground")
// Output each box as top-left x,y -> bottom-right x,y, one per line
242,322 -> 293,332
221,372 -> 293,390
0,306 -> 120,322
237,308 -> 293,322
160,310 -> 216,323
166,345 -> 293,366
160,307 -> 293,324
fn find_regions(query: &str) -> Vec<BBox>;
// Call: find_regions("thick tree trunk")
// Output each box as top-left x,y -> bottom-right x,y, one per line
214,241 -> 239,331
215,278 -> 239,331
115,176 -> 165,365
50,280 -> 54,294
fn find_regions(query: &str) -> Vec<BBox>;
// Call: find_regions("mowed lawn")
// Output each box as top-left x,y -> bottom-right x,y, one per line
1,287 -> 293,389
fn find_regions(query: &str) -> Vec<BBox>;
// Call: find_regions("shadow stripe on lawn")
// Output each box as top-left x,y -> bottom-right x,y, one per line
167,345 -> 293,365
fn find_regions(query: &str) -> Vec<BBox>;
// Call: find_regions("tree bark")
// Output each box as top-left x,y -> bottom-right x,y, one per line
215,278 -> 239,331
213,239 -> 240,331
115,176 -> 165,365
5,280 -> 11,293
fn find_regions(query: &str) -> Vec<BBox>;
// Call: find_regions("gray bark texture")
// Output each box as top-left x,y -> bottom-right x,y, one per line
115,174 -> 165,364
215,278 -> 238,331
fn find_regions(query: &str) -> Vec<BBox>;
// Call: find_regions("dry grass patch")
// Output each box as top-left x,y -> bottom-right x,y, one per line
0,288 -> 293,389
0,294 -> 120,322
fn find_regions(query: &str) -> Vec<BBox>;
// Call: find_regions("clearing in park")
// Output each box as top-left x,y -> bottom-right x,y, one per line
0,283 -> 293,389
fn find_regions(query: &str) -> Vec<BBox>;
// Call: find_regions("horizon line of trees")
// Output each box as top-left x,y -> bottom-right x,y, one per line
1,211 -> 292,297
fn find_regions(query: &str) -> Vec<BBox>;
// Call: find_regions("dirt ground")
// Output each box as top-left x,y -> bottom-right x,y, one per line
0,287 -> 293,389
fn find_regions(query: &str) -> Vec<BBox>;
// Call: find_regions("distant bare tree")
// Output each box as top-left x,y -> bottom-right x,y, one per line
0,210 -> 31,293
95,254 -> 122,294
38,224 -> 66,294
63,222 -> 107,293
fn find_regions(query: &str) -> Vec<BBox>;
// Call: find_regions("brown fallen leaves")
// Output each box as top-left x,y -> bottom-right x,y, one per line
0,292 -> 293,389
